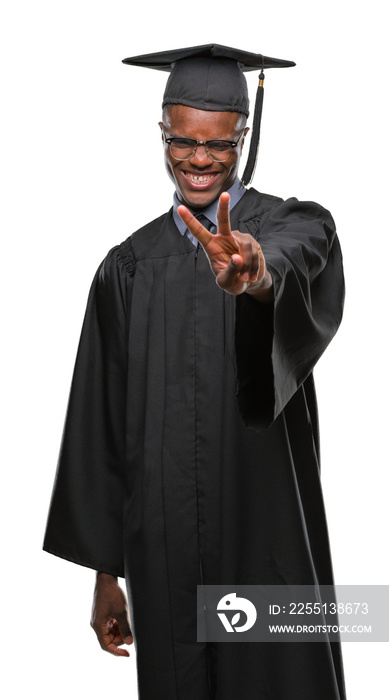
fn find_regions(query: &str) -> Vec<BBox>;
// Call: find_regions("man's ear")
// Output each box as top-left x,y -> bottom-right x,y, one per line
241,126 -> 250,150
158,121 -> 164,142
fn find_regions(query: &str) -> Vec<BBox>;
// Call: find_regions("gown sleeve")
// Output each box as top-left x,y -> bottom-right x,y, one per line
235,197 -> 345,430
43,246 -> 130,577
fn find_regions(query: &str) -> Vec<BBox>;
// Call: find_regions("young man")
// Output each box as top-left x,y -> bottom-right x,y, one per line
44,45 -> 347,699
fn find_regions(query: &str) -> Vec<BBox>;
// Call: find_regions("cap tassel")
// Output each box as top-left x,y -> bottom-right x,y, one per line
241,71 -> 265,186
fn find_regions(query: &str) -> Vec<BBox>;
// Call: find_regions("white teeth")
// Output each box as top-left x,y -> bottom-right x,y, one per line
185,172 -> 215,183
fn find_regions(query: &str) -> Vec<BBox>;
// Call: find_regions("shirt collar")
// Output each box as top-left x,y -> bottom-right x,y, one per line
172,178 -> 246,238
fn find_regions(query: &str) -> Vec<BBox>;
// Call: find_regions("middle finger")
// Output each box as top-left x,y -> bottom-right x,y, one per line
217,192 -> 232,236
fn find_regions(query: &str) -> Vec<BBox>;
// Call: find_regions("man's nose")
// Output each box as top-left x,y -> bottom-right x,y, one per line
188,145 -> 213,167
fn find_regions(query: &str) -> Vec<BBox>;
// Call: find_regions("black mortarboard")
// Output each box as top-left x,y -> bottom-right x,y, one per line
122,44 -> 295,185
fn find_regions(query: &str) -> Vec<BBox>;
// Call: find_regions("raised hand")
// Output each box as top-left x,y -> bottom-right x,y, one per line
177,192 -> 273,300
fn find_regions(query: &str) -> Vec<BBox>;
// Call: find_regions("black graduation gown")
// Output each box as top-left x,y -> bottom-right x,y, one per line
43,187 -> 347,700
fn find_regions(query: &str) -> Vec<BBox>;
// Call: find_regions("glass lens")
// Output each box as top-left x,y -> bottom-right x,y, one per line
207,140 -> 234,153
169,138 -> 196,159
207,141 -> 234,162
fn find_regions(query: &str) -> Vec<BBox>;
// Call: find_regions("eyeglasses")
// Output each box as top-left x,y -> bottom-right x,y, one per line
162,126 -> 245,162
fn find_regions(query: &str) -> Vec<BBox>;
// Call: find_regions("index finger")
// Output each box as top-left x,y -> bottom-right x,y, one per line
217,192 -> 232,236
96,624 -> 130,657
177,205 -> 213,246
104,640 -> 130,657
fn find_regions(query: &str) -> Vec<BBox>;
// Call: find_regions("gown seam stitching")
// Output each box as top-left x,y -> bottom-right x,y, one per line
160,268 -> 180,700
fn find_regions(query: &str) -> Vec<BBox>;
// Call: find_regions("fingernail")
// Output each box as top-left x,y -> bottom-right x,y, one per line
124,636 -> 133,644
242,272 -> 249,281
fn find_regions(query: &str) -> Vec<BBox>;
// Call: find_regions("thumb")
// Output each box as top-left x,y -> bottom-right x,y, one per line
115,611 -> 133,644
216,254 -> 244,291
230,254 -> 244,270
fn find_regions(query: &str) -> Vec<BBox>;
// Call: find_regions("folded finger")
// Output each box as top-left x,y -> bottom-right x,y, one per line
105,640 -> 130,657
250,244 -> 260,281
97,629 -> 130,657
239,239 -> 254,282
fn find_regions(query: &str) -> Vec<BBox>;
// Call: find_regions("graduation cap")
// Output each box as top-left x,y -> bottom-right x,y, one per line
122,44 -> 295,186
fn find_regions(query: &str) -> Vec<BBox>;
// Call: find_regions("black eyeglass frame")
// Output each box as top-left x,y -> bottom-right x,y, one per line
162,126 -> 245,162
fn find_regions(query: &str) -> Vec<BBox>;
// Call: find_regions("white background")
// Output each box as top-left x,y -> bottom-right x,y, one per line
1,1 -> 388,698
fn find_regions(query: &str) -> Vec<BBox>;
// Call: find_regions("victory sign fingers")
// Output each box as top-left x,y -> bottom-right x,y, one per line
177,191 -> 272,299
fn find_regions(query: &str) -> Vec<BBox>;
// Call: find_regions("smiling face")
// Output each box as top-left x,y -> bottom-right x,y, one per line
159,105 -> 249,210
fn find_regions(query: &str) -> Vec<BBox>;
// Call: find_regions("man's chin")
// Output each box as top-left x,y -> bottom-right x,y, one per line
177,187 -> 221,210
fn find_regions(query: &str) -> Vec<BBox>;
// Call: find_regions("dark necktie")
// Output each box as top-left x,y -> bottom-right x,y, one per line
196,214 -> 216,233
